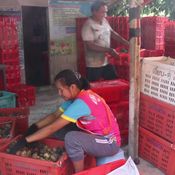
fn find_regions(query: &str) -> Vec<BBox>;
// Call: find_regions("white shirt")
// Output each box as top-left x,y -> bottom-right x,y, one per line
82,18 -> 112,67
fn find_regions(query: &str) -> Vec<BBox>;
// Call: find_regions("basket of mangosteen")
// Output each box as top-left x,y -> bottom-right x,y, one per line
0,117 -> 16,147
0,135 -> 74,175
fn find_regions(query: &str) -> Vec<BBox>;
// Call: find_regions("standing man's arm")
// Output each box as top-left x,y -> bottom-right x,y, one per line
85,41 -> 120,59
85,40 -> 111,52
111,29 -> 129,46
82,20 -> 120,59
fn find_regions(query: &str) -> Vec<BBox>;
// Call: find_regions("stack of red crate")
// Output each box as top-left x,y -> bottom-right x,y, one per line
107,47 -> 165,81
139,93 -> 175,175
111,16 -> 129,48
76,17 -> 87,77
0,16 -> 20,89
0,71 -> 4,90
139,56 -> 175,173
165,21 -> 175,58
8,84 -> 36,107
114,47 -> 129,81
0,15 -> 36,107
141,16 -> 168,50
106,47 -> 130,81
5,65 -> 21,89
90,79 -> 129,146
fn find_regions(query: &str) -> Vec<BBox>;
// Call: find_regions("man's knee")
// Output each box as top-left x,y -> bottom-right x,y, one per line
65,131 -> 84,161
65,131 -> 79,146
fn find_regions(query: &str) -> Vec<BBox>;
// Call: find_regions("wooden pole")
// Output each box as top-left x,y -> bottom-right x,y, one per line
128,0 -> 141,163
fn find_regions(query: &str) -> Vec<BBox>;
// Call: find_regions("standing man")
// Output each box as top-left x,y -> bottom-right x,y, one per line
82,0 -> 129,82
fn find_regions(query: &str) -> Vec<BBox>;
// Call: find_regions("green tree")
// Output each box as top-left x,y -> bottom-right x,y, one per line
108,0 -> 129,16
108,0 -> 175,20
143,0 -> 175,19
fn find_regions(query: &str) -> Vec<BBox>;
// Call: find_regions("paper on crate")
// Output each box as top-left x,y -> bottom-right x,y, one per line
141,56 -> 175,105
107,157 -> 140,175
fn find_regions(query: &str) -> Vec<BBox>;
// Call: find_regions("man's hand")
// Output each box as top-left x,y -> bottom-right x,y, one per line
9,138 -> 29,154
23,124 -> 38,137
109,48 -> 120,59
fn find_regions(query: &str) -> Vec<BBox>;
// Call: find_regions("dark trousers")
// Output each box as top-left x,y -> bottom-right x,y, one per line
86,64 -> 117,82
65,131 -> 119,161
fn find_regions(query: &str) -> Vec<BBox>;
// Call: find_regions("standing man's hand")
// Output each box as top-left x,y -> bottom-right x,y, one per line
108,48 -> 120,59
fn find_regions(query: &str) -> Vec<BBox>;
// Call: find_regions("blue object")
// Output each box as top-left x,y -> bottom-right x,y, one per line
0,91 -> 16,108
96,148 -> 125,166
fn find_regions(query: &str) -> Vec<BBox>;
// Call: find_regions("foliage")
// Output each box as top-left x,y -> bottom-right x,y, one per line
142,0 -> 175,19
108,0 -> 129,16
108,0 -> 175,20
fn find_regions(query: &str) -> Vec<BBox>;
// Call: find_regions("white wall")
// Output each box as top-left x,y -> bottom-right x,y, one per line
18,0 -> 48,7
0,0 -> 48,9
0,0 -> 20,9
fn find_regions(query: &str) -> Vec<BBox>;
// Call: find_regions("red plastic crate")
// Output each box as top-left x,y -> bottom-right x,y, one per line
140,49 -> 150,57
109,101 -> 129,130
140,49 -> 164,57
76,41 -> 86,77
73,159 -> 126,175
111,16 -> 129,48
90,79 -> 129,103
107,47 -> 130,66
6,77 -> 21,90
5,65 -> 21,79
0,137 -> 74,175
0,70 -> 5,90
8,84 -> 36,97
120,129 -> 128,146
109,101 -> 129,119
141,16 -> 167,50
0,136 -> 96,175
0,107 -> 29,135
139,93 -> 175,143
148,49 -> 164,56
0,49 -> 20,65
164,51 -> 175,58
139,127 -> 175,175
8,84 -> 36,107
116,65 -> 129,80
76,17 -> 87,77
0,117 -> 16,147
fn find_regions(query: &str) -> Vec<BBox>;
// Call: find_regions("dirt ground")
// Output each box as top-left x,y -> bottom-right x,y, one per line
29,86 -> 164,175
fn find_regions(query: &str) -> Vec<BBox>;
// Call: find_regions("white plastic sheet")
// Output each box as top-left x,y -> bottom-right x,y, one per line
107,157 -> 140,175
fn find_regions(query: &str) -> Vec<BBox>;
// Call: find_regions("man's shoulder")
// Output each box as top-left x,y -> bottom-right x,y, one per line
84,17 -> 94,26
82,18 -> 94,33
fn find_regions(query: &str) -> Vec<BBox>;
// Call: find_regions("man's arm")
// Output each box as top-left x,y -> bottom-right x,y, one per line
26,117 -> 70,142
85,41 -> 120,59
85,41 -> 111,52
35,110 -> 62,129
111,29 -> 129,46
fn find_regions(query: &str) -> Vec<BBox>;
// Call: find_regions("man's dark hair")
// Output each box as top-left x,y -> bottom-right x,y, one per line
91,0 -> 107,12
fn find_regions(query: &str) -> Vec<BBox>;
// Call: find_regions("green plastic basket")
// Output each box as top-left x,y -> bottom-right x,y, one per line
0,91 -> 16,108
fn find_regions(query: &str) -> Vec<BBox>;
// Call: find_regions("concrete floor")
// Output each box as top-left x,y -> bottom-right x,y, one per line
29,86 -> 165,175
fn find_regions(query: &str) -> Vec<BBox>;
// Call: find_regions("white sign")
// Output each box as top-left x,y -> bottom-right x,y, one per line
107,157 -> 140,175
